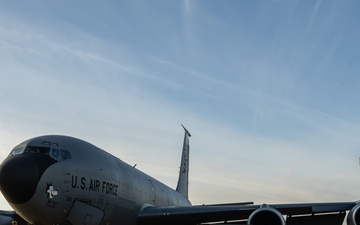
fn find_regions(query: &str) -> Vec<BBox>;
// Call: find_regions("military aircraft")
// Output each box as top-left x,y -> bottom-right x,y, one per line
0,125 -> 359,225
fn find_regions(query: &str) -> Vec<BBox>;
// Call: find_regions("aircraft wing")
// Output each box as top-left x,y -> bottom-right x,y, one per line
138,201 -> 357,225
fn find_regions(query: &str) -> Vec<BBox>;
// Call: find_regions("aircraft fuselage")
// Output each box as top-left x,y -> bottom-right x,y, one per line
0,135 -> 191,225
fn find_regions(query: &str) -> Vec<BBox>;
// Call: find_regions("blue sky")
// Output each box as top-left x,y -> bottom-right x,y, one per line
1,1 -> 360,209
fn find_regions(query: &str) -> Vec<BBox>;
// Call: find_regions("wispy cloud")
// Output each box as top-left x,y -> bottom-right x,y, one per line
1,1 -> 360,209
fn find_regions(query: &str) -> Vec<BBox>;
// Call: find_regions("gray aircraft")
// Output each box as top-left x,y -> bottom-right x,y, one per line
0,125 -> 359,225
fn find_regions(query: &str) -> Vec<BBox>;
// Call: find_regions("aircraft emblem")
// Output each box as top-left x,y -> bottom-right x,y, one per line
46,183 -> 59,199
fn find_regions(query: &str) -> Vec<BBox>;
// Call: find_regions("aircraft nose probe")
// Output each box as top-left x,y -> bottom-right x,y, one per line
0,155 -> 40,204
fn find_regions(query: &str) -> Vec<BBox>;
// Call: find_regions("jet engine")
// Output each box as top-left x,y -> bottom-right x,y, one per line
0,211 -> 28,225
247,205 -> 285,225
347,203 -> 360,225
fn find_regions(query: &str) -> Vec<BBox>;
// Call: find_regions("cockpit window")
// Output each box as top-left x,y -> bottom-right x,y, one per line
49,148 -> 71,161
10,145 -> 71,161
24,146 -> 50,155
51,148 -> 61,161
61,149 -> 71,161
9,147 -> 26,156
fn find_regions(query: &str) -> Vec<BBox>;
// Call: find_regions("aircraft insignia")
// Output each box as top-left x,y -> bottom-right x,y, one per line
46,183 -> 59,199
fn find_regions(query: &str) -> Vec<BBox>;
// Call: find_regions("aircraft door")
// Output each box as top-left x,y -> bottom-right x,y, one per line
67,200 -> 104,225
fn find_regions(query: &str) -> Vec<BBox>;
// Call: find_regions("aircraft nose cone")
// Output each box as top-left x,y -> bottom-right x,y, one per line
0,155 -> 40,204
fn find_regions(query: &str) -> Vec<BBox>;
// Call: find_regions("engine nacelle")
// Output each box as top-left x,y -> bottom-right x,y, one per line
247,205 -> 285,225
347,203 -> 360,225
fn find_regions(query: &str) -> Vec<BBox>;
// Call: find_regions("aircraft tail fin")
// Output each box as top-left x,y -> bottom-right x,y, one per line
176,124 -> 191,198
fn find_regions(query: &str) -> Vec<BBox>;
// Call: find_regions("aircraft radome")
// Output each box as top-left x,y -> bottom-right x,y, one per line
0,125 -> 359,225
